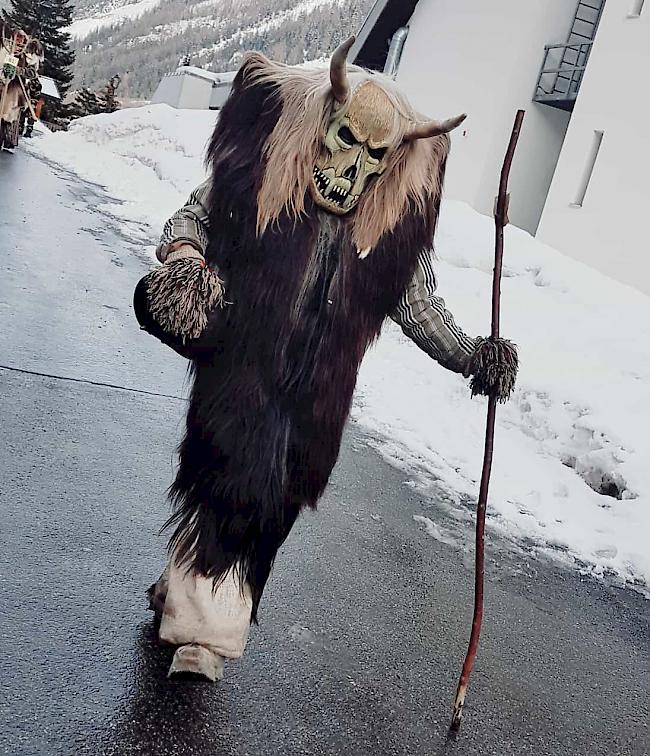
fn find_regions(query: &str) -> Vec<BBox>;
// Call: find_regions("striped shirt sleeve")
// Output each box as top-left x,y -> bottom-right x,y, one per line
156,179 -> 212,261
157,184 -> 476,375
391,250 -> 477,376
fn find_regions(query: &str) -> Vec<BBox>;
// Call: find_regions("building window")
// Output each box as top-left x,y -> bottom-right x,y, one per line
574,130 -> 604,207
629,0 -> 645,16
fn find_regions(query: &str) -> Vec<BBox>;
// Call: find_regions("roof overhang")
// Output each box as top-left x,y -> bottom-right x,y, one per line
175,66 -> 238,85
351,0 -> 420,71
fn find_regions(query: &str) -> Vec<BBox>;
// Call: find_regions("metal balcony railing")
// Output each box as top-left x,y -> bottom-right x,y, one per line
534,41 -> 593,110
533,0 -> 604,111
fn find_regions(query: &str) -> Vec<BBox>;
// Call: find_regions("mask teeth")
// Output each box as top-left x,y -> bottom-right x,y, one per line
313,167 -> 355,208
327,184 -> 350,207
313,167 -> 331,195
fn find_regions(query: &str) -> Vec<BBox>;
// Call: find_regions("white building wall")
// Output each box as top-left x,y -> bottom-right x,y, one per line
152,71 -> 212,109
537,2 -> 650,294
395,0 -> 576,234
209,80 -> 236,109
176,74 -> 211,109
151,74 -> 183,107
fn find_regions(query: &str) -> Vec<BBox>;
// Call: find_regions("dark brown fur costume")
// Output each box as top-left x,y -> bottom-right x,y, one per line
166,59 -> 449,618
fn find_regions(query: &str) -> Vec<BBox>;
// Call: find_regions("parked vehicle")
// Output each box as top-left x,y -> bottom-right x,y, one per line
0,21 -> 43,151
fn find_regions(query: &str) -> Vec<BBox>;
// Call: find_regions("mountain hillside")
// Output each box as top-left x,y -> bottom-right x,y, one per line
68,0 -> 165,39
71,0 -> 375,100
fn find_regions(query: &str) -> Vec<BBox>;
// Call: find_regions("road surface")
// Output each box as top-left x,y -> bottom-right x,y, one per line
0,148 -> 648,756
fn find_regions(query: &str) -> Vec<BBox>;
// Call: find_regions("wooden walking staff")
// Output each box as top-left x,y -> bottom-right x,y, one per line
450,109 -> 525,733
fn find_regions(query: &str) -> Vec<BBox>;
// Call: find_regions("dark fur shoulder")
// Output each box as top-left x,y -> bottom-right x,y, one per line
206,58 -> 282,209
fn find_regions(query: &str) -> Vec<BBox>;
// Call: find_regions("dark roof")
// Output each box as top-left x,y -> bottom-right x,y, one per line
351,0 -> 420,71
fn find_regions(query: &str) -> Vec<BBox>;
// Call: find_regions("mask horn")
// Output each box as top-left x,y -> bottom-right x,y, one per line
404,113 -> 467,142
330,36 -> 355,104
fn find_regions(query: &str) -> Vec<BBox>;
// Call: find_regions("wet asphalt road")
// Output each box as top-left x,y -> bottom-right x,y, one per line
0,148 -> 649,756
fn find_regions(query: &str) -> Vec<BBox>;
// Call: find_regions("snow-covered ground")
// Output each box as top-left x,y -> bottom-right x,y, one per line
67,0 -> 165,39
27,105 -> 650,594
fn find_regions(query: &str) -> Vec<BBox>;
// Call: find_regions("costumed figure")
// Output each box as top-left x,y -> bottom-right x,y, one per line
135,38 -> 518,681
0,22 -> 42,149
21,41 -> 44,138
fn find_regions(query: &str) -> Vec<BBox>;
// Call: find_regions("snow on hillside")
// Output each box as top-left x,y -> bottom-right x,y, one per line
27,107 -> 650,595
70,0 -> 373,98
126,0 -> 348,47
68,0 -> 164,39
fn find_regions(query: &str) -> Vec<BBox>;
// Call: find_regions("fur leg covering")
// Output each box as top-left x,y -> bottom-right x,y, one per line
143,258 -> 224,340
468,336 -> 518,403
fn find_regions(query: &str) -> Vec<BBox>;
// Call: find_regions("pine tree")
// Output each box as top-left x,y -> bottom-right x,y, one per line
3,0 -> 75,120
100,74 -> 121,114
68,76 -> 121,122
70,86 -> 102,118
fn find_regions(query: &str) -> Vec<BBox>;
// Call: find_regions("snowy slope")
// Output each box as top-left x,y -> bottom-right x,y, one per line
69,0 -> 373,98
125,0 -> 349,47
68,0 -> 164,39
27,107 -> 650,595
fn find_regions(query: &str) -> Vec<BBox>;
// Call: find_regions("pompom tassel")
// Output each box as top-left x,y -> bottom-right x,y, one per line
144,258 -> 224,341
468,337 -> 518,403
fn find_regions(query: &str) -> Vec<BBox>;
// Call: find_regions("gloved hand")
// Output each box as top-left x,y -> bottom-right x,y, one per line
467,336 -> 518,403
136,241 -> 223,350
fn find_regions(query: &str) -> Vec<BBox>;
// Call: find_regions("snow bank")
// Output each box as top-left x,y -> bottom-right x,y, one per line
28,106 -> 650,593
33,106 -> 216,246
356,204 -> 650,592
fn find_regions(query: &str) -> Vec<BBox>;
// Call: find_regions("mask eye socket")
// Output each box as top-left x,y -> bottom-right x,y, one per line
337,126 -> 357,147
367,146 -> 387,161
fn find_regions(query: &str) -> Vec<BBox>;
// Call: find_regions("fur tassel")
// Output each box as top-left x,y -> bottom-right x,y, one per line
144,258 -> 224,341
468,337 -> 518,403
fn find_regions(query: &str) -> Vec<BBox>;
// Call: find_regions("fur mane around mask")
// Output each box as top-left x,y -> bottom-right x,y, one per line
207,52 -> 450,253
